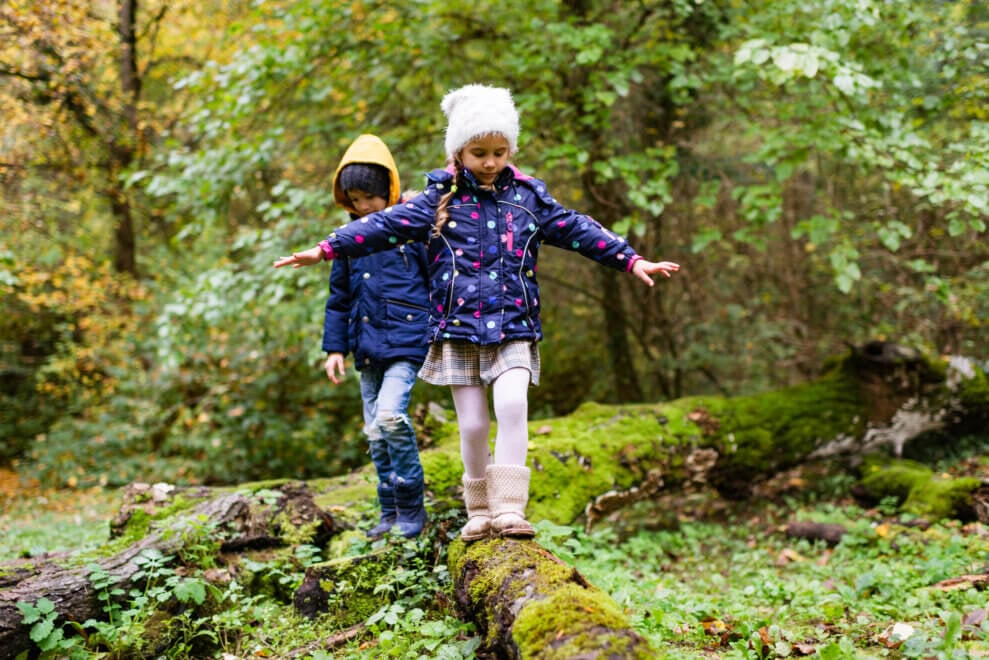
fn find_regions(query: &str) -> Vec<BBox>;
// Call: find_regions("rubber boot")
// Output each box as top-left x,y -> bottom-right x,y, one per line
460,475 -> 491,541
393,479 -> 427,538
366,480 -> 397,539
486,464 -> 536,539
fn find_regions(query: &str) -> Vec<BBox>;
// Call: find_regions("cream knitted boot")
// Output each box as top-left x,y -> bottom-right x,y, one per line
486,464 -> 536,539
460,475 -> 491,541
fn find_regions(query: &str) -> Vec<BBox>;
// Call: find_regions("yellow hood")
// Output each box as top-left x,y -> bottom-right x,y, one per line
332,134 -> 402,214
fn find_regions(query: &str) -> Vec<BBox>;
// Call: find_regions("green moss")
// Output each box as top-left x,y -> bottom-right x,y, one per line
858,458 -> 980,520
298,547 -> 404,628
903,476 -> 982,519
457,539 -> 648,651
513,583 -> 654,658
447,538 -> 467,575
725,368 -> 866,471
957,364 -> 989,405
271,512 -> 322,546
859,459 -> 933,501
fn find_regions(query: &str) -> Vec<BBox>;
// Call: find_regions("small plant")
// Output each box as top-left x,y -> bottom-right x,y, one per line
16,597 -> 85,658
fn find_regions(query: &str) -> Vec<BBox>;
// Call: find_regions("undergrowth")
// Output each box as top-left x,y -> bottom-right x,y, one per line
3,448 -> 988,658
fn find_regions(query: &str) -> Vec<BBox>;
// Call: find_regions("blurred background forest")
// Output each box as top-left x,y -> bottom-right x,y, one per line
1,0 -> 987,491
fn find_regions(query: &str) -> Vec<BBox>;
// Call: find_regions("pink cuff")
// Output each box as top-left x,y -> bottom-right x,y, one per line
626,254 -> 642,272
318,240 -> 336,261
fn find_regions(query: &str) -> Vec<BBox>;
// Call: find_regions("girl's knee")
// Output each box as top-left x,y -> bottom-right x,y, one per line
494,397 -> 527,423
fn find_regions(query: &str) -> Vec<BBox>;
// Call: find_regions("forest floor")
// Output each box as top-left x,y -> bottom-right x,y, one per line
2,449 -> 988,659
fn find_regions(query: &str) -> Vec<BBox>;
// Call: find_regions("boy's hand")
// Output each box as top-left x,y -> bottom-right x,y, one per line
632,259 -> 680,287
324,353 -> 346,384
273,246 -> 323,268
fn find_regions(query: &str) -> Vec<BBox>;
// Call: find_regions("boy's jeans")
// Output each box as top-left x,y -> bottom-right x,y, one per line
360,360 -> 423,487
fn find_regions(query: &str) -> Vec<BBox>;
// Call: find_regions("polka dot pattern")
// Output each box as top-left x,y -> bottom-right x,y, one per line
323,168 -> 640,346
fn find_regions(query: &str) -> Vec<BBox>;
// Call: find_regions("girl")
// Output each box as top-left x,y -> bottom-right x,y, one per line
275,84 -> 679,540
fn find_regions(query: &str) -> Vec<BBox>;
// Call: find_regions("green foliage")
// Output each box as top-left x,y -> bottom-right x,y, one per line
8,442 -> 989,657
533,496 -> 989,658
16,597 -> 85,658
4,0 -> 988,497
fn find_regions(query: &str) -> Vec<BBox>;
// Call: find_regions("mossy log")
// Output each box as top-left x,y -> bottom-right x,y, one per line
0,481 -> 335,659
448,538 -> 654,659
476,341 -> 986,529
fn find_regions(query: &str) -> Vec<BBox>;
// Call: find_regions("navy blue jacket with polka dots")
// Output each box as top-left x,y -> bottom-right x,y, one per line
324,166 -> 640,346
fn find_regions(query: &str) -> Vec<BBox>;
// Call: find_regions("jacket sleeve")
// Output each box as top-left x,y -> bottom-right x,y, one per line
325,184 -> 439,257
322,257 -> 352,354
529,180 -> 640,272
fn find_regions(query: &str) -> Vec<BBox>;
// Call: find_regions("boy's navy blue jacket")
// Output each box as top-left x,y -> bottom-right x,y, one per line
322,134 -> 430,370
322,244 -> 430,370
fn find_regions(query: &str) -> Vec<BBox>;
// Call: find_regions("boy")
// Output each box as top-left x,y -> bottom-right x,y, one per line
321,134 -> 431,538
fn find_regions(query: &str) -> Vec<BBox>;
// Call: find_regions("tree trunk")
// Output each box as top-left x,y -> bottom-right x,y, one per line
595,265 -> 645,402
110,0 -> 141,276
0,482 -> 335,659
450,538 -> 655,659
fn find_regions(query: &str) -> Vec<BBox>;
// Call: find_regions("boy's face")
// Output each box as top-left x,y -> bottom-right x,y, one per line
459,135 -> 510,187
346,189 -> 388,217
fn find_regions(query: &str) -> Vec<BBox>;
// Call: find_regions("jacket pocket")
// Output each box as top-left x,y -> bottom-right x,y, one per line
385,299 -> 430,347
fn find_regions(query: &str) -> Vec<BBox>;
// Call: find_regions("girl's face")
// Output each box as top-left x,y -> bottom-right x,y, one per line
346,189 -> 388,217
459,134 -> 510,186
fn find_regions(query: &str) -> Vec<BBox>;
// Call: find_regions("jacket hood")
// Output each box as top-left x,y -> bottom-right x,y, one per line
332,134 -> 402,214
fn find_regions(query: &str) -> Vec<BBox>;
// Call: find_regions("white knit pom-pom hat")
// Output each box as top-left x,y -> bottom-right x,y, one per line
441,84 -> 520,160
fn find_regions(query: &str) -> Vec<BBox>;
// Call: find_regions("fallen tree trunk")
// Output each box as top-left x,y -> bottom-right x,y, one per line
0,481 -> 335,658
449,538 -> 654,659
495,341 -> 987,528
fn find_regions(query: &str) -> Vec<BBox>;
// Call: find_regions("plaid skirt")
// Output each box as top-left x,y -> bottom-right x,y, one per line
418,340 -> 540,387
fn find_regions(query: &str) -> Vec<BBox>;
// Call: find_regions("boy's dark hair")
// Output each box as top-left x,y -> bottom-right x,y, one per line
339,163 -> 391,199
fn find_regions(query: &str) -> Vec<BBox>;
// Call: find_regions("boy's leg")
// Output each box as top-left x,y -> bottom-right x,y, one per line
451,384 -> 492,540
360,367 -> 397,539
375,360 -> 426,537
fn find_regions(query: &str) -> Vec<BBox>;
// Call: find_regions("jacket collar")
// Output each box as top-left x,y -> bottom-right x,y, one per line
459,166 -> 516,192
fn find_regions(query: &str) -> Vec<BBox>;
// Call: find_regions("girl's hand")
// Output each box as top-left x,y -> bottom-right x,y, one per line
632,259 -> 680,287
273,246 -> 323,269
324,353 -> 346,384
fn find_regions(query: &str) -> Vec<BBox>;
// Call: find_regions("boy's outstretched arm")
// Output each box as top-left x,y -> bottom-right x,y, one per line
273,245 -> 323,269
631,259 -> 680,287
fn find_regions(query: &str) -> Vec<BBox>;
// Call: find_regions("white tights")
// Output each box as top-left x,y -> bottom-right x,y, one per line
451,367 -> 530,479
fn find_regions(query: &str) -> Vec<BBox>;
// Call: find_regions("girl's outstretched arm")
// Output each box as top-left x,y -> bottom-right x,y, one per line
631,259 -> 680,286
273,245 -> 323,269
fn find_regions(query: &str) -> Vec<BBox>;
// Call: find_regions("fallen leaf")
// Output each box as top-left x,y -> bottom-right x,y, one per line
776,548 -> 805,566
793,642 -> 817,656
963,608 -> 987,628
702,618 -> 729,635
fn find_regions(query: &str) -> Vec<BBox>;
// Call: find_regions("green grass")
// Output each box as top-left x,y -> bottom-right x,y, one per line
536,498 -> 989,658
3,455 -> 988,658
0,487 -> 117,560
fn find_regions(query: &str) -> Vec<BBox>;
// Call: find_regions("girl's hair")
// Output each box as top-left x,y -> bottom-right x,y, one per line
432,157 -> 463,237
